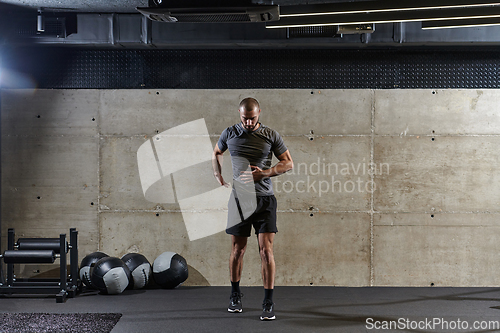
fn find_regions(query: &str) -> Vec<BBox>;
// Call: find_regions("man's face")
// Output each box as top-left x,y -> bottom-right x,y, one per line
239,107 -> 261,131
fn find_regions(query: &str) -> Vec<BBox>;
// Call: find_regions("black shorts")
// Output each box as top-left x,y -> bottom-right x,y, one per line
226,194 -> 278,237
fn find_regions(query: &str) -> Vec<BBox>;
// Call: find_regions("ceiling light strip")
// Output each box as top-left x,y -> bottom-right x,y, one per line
281,2 -> 500,18
422,17 -> 500,29
266,14 -> 500,29
422,22 -> 500,29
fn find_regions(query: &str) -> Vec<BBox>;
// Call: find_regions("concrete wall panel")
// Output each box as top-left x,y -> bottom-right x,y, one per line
375,89 -> 500,135
274,136 -> 372,211
1,90 -> 99,136
99,136 -> 233,211
100,89 -> 237,137
99,136 -> 158,211
275,212 -> 370,286
374,136 -> 500,212
253,89 -> 373,136
100,89 -> 373,136
2,187 -> 97,233
3,136 -> 98,188
374,215 -> 500,286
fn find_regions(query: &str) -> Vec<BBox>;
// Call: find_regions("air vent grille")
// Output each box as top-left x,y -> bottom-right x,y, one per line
171,14 -> 251,23
289,26 -> 339,38
44,18 -> 66,37
15,17 -> 67,37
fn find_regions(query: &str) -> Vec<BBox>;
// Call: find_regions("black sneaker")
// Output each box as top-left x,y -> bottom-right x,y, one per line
228,292 -> 243,313
260,299 -> 275,320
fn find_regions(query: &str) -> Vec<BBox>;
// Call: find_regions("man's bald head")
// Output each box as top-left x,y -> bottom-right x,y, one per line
239,97 -> 260,112
238,97 -> 261,131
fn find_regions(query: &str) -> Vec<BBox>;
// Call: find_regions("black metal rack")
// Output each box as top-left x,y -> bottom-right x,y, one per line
0,228 -> 80,303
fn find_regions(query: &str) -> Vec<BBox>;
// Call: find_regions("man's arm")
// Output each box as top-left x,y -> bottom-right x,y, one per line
241,150 -> 294,183
212,143 -> 229,187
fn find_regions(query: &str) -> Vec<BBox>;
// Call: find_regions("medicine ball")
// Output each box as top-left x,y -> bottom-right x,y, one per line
79,252 -> 109,289
152,252 -> 189,289
121,253 -> 152,289
91,257 -> 131,295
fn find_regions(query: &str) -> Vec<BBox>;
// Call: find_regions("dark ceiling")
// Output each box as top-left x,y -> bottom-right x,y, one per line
2,0 -> 500,48
1,0 -> 500,90
0,0 -> 365,13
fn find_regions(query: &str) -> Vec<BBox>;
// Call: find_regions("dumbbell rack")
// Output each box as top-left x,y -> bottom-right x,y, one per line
0,228 -> 79,303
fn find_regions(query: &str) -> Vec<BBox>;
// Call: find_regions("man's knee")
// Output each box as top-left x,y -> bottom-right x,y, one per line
259,246 -> 274,264
233,245 -> 246,259
258,233 -> 275,263
231,236 -> 248,259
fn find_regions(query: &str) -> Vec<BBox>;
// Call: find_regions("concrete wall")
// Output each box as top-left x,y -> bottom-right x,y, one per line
1,89 -> 499,287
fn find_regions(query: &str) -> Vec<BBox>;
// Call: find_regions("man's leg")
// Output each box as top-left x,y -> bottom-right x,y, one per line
228,235 -> 247,313
258,232 -> 275,289
258,232 -> 276,320
230,235 -> 248,283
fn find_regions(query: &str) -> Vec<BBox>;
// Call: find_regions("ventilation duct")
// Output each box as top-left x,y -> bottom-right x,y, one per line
136,5 -> 279,23
13,13 -> 77,38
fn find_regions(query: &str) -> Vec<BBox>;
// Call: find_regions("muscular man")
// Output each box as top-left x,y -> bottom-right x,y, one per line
212,97 -> 293,321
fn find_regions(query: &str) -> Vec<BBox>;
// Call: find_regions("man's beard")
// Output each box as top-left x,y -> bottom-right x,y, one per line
242,118 -> 259,131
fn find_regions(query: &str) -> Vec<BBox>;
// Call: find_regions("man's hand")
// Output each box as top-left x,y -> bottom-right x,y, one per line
240,165 -> 267,183
215,174 -> 230,187
239,150 -> 293,184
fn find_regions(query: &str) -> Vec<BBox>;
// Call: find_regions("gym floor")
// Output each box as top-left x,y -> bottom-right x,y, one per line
1,286 -> 500,332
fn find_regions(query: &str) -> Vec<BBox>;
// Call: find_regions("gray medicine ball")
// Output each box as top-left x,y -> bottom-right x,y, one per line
79,252 -> 109,289
121,253 -> 152,289
91,257 -> 131,295
152,252 -> 189,289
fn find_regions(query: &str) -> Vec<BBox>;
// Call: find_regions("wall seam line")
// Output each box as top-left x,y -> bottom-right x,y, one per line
370,89 -> 375,287
97,90 -> 102,252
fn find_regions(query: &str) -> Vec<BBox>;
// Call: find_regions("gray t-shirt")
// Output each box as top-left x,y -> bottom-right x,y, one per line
217,123 -> 288,196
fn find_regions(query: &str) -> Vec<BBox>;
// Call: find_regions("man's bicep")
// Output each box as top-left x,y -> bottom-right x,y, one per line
214,141 -> 227,155
216,128 -> 229,153
276,149 -> 292,162
272,131 -> 288,157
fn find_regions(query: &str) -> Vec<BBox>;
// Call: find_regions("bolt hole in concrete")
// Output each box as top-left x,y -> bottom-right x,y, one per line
310,282 -> 313,285
91,202 -> 94,206
36,115 -> 41,118
310,213 -> 314,217
432,91 -> 436,94
311,91 -> 314,94
309,137 -> 314,141
92,118 -> 95,121
156,91 -> 160,95
156,213 -> 159,217
37,196 -> 41,199
431,138 -> 435,141
431,214 -> 434,218
431,283 -> 435,286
